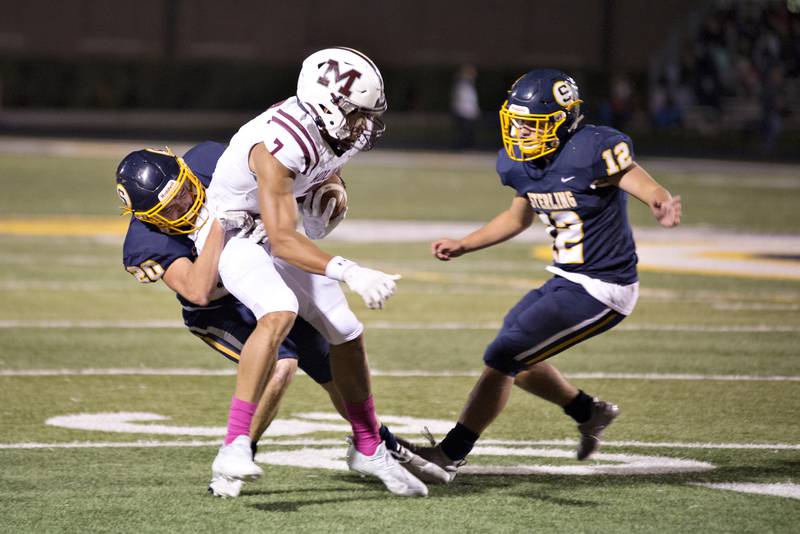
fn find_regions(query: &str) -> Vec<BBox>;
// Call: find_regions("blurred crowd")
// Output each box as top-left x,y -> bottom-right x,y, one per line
596,1 -> 798,154
648,1 -> 799,150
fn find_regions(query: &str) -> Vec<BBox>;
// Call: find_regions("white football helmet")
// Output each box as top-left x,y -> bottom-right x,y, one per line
297,47 -> 387,152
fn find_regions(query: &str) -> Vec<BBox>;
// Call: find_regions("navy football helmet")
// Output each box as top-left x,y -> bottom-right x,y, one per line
115,148 -> 206,234
499,69 -> 584,161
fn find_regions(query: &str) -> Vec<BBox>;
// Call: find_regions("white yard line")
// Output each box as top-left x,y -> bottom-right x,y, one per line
2,437 -> 798,451
0,439 -> 221,450
1,368 -> 798,381
0,319 -> 796,333
476,439 -> 800,450
0,320 -> 186,328
690,482 -> 800,500
0,368 -> 237,376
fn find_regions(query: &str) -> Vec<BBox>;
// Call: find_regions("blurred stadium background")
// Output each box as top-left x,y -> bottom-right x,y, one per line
1,0 -> 799,159
1,1 -> 799,532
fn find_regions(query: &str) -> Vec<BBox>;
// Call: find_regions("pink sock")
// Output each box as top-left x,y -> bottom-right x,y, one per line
224,396 -> 257,445
345,395 -> 381,456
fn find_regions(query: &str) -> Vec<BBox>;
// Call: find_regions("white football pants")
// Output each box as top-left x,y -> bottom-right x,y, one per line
217,237 -> 363,346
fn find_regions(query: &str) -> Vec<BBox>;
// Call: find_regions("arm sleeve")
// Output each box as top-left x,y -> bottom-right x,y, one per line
122,219 -> 195,283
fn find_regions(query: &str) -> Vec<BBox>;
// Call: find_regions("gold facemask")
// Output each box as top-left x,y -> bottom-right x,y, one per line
121,150 -> 207,235
499,100 -> 581,161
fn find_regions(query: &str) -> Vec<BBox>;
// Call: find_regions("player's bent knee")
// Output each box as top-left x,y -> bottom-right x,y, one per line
317,305 -> 364,346
271,358 -> 299,388
256,310 -> 297,338
483,337 -> 524,376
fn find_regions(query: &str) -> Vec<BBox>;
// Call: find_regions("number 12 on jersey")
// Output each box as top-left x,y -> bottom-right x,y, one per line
541,211 -> 585,264
601,142 -> 632,175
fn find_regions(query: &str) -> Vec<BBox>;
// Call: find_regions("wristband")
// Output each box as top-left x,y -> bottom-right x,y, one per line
325,256 -> 357,281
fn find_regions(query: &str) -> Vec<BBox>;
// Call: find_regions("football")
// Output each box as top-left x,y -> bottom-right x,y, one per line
307,173 -> 347,220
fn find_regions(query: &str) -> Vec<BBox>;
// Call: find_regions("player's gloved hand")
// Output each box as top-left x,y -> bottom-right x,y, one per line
218,210 -> 255,238
342,265 -> 400,310
325,256 -> 401,310
248,218 -> 267,244
301,194 -> 346,240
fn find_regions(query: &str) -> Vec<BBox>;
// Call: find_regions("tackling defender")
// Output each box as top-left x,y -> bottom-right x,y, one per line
116,142 -> 434,497
190,47 -> 431,497
406,69 -> 682,481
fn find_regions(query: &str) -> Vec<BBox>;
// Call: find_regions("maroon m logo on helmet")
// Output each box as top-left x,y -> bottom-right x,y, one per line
317,60 -> 362,98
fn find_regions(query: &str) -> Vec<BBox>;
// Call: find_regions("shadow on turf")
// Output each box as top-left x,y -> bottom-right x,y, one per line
242,486 -> 355,498
250,495 -> 388,513
246,473 -> 601,510
240,455 -> 800,511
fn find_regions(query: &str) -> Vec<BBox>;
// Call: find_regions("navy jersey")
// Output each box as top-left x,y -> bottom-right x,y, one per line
497,125 -> 638,284
121,141 -> 227,302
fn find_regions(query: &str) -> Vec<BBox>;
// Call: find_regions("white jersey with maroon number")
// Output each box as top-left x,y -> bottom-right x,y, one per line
189,97 -> 364,344
207,96 -> 356,214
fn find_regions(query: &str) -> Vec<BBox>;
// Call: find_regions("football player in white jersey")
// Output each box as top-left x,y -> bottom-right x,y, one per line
194,47 -> 431,497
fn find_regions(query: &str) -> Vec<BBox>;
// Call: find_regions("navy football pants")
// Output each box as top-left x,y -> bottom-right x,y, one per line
484,277 -> 626,375
182,295 -> 333,384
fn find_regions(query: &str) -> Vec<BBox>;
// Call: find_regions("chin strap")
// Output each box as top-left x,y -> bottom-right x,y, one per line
298,99 -> 350,156
568,112 -> 585,134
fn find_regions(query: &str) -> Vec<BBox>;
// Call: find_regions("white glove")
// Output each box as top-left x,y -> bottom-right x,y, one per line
302,193 -> 346,240
325,256 -> 401,310
248,219 -> 267,244
218,210 -> 255,238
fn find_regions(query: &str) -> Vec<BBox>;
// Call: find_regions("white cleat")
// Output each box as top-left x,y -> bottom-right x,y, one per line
211,435 -> 263,481
346,439 -> 428,497
208,470 -> 244,498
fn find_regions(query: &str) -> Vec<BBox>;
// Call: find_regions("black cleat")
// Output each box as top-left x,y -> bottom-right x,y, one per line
576,399 -> 619,461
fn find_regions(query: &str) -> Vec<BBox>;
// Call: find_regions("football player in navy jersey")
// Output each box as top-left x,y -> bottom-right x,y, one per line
403,69 -> 682,483
116,141 -> 428,497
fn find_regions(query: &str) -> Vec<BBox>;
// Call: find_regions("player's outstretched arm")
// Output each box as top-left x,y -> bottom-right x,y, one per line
162,219 -> 224,305
432,196 -> 534,261
612,164 -> 682,228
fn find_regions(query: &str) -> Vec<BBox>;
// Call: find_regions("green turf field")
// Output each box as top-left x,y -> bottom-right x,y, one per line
1,146 -> 799,533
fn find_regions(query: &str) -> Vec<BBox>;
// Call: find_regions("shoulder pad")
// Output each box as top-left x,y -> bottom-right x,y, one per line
122,218 -> 193,283
589,126 -> 635,177
266,106 -> 322,175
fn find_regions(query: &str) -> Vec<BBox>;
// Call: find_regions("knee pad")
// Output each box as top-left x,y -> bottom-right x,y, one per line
314,301 -> 364,346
